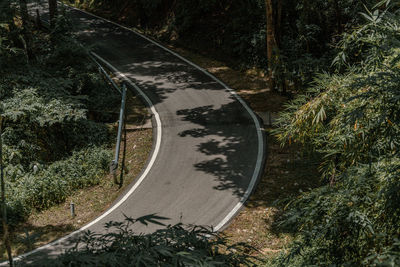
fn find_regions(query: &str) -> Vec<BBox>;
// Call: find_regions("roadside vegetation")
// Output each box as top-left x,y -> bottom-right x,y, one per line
1,0 -> 399,266
1,2 -> 117,226
0,0 -> 153,261
271,3 -> 400,265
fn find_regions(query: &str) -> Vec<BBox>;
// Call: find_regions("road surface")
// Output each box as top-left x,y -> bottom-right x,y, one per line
8,2 -> 266,264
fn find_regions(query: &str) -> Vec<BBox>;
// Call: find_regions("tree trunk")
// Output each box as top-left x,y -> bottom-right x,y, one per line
0,117 -> 13,267
19,0 -> 33,61
19,0 -> 29,27
49,0 -> 58,28
36,9 -> 42,29
266,0 -> 278,91
275,0 -> 282,47
334,0 -> 342,34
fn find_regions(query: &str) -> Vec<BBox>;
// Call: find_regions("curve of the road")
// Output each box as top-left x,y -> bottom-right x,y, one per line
4,2 -> 266,264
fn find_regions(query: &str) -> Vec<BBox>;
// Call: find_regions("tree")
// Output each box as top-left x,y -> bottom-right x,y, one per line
265,0 -> 285,94
19,0 -> 33,60
0,117 -> 13,267
272,1 -> 400,265
49,0 -> 58,28
19,0 -> 29,27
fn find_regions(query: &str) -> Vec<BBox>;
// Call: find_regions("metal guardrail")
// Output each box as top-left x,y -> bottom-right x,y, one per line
89,54 -> 127,175
111,84 -> 127,173
94,57 -> 122,94
34,5 -> 128,176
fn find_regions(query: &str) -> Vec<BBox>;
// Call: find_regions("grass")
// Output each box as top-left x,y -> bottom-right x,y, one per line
1,90 -> 153,259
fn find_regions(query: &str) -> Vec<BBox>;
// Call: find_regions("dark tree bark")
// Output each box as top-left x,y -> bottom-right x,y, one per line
266,0 -> 278,91
334,0 -> 342,34
19,0 -> 33,60
275,0 -> 282,47
0,117 -> 13,267
266,0 -> 286,94
19,0 -> 29,27
49,0 -> 58,28
36,9 -> 43,29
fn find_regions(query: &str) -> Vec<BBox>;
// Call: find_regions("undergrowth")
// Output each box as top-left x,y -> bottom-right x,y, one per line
0,11 -> 119,228
271,2 -> 400,266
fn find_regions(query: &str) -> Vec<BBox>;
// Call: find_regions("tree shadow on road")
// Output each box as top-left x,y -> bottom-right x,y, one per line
177,101 -> 261,199
31,215 -> 255,266
75,17 -> 264,200
14,214 -> 171,265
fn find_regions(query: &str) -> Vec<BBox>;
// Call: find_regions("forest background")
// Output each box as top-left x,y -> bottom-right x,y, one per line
1,0 -> 399,266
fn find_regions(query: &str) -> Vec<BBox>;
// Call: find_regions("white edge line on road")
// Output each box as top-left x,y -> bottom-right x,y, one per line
5,53 -> 163,264
63,4 -> 264,231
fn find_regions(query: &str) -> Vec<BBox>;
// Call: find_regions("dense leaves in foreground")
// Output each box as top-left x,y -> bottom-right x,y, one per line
272,2 -> 400,266
40,216 -> 254,267
0,6 -> 119,227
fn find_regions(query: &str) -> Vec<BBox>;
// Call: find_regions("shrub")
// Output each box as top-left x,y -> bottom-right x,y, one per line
5,147 -> 112,227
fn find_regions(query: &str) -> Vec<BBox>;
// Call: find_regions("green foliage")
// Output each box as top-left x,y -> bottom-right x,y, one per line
272,159 -> 399,266
0,14 -> 119,229
40,216 -> 255,266
0,1 -> 24,65
272,2 -> 400,266
5,147 -> 112,226
270,0 -> 379,92
333,1 -> 400,71
275,4 -> 400,179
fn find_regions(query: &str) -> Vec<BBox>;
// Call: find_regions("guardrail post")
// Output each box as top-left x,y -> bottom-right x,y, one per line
110,83 -> 127,180
89,53 -> 127,181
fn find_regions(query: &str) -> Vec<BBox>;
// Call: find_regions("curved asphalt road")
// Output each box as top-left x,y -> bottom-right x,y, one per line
7,3 -> 266,264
